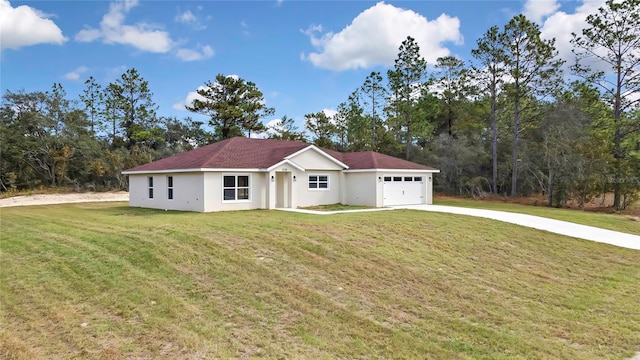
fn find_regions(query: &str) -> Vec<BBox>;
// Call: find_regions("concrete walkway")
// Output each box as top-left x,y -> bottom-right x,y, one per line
395,205 -> 640,251
278,205 -> 640,251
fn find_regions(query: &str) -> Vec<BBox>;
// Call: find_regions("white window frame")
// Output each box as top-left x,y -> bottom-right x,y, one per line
222,174 -> 251,202
308,174 -> 329,191
148,176 -> 154,199
167,176 -> 174,200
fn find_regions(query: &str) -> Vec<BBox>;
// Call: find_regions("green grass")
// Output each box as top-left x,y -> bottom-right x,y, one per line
299,203 -> 375,211
435,197 -> 640,235
1,203 -> 639,359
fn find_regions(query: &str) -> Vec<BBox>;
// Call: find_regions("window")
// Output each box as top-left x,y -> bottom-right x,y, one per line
223,175 -> 250,201
404,177 -> 413,181
414,177 -> 423,182
309,175 -> 329,190
167,176 -> 174,200
148,176 -> 154,199
384,176 -> 392,182
393,176 -> 402,182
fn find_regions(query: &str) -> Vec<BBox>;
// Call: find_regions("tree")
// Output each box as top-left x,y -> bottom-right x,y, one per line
387,36 -> 428,159
499,15 -> 564,197
571,0 -> 640,209
472,25 -> 507,194
79,76 -> 103,135
304,111 -> 337,149
267,115 -> 307,141
433,56 -> 469,137
105,68 -> 158,150
360,72 -> 387,148
186,74 -> 275,140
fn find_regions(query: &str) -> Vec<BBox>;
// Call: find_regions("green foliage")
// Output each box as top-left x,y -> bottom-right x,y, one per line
304,111 -> 337,149
571,0 -> 640,209
1,69 -> 212,193
105,68 -> 159,150
186,74 -> 275,140
499,14 -> 565,197
387,36 -> 430,159
267,115 -> 307,142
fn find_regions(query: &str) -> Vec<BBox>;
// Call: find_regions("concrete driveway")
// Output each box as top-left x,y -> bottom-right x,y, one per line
395,205 -> 640,251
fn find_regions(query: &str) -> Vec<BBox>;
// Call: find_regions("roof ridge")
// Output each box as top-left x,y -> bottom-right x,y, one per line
370,151 -> 379,169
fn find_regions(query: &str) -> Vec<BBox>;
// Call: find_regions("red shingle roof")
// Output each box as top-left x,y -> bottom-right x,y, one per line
124,137 -> 437,172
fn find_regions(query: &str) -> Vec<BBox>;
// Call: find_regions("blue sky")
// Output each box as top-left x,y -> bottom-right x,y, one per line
1,0 -> 605,131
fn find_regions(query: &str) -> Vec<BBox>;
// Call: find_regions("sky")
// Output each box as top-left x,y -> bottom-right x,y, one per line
1,0 -> 607,131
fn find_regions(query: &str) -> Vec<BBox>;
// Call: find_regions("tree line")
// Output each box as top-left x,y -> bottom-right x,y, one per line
2,0 -> 638,209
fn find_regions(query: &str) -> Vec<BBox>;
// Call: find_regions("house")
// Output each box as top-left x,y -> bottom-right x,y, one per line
122,137 -> 439,212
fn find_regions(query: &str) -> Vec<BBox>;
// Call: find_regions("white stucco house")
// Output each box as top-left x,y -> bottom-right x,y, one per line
122,137 -> 439,212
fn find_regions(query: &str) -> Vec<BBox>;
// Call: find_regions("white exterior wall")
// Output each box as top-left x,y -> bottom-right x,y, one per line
294,169 -> 342,207
203,172 -> 268,212
344,171 -> 379,207
128,173 -> 205,212
288,149 -> 342,170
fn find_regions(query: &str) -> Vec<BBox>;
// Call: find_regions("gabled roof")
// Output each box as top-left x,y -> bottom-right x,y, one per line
123,137 -> 437,173
339,151 -> 437,171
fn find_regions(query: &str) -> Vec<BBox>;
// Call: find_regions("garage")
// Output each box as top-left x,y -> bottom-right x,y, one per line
383,175 -> 425,206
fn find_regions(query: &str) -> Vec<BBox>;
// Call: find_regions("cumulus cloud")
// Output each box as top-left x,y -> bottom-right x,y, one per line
74,0 -> 174,53
175,45 -> 214,61
536,0 -> 607,72
175,10 -> 196,23
0,0 -> 67,50
523,0 -> 560,24
302,1 -> 462,71
173,85 -> 207,111
64,66 -> 89,81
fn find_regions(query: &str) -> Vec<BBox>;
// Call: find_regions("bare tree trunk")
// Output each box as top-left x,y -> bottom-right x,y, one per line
511,87 -> 520,198
491,83 -> 498,195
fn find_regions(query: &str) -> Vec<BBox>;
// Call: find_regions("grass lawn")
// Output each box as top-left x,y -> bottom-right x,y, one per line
435,197 -> 640,236
299,203 -> 375,211
1,203 -> 639,359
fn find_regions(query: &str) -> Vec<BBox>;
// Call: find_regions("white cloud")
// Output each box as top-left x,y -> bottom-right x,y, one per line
175,10 -> 196,23
64,66 -> 89,81
0,0 -> 67,50
175,45 -> 214,61
173,85 -> 207,111
302,1 -> 462,71
74,0 -> 174,53
523,0 -> 560,24
536,0 -> 607,72
322,108 -> 338,118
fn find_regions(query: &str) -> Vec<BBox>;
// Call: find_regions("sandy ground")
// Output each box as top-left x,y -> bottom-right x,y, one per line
0,191 -> 129,208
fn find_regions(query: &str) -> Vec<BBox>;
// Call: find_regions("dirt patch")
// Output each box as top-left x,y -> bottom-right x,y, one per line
0,191 -> 129,208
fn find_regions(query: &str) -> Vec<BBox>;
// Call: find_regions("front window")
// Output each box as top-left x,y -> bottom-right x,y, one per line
309,174 -> 329,190
148,176 -> 154,199
223,175 -> 250,201
167,176 -> 174,200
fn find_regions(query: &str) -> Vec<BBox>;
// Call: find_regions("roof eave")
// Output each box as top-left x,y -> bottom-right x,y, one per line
285,145 -> 350,170
343,168 -> 440,173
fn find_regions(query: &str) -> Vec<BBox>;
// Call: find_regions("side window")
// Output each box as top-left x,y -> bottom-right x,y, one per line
223,175 -> 250,201
148,176 -> 154,199
167,176 -> 174,200
309,174 -> 329,190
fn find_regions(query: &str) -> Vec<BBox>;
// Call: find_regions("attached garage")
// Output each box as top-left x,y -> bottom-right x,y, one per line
383,175 -> 426,206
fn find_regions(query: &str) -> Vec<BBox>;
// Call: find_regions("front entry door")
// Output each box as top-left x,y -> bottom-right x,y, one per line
276,172 -> 291,208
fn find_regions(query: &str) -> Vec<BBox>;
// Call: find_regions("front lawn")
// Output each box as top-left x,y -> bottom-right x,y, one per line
1,203 -> 638,359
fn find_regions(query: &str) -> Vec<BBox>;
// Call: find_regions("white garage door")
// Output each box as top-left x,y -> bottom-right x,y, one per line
383,175 -> 424,206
